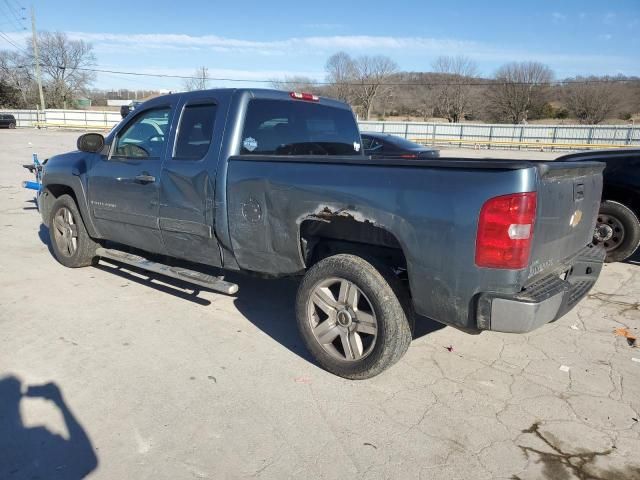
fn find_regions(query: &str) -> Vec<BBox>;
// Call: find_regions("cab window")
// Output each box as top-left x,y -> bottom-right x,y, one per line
174,103 -> 217,160
112,107 -> 171,159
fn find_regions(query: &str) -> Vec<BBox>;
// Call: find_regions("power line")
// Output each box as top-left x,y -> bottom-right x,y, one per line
0,0 -> 25,31
54,65 -> 640,87
2,0 -> 26,29
0,30 -> 23,50
8,60 -> 639,88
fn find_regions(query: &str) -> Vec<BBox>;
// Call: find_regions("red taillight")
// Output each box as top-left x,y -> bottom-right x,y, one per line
475,192 -> 537,269
290,91 -> 319,102
400,154 -> 417,159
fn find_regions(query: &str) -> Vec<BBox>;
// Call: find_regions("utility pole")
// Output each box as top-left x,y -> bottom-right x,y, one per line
31,5 -> 45,112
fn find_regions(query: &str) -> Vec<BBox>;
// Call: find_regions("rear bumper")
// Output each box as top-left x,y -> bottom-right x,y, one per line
477,244 -> 605,333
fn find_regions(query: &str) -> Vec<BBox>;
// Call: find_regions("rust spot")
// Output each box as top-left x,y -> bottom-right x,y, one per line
309,206 -> 376,226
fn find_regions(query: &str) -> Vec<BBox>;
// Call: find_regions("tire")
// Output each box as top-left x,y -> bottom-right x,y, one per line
8,122 -> 16,129
296,254 -> 412,379
48,194 -> 98,268
593,200 -> 640,263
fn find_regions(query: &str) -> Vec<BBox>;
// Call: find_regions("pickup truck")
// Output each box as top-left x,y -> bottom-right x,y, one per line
36,88 -> 606,379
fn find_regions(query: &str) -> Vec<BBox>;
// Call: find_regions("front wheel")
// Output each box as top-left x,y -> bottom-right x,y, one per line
48,194 -> 98,268
8,122 -> 16,129
593,200 -> 640,263
296,254 -> 412,379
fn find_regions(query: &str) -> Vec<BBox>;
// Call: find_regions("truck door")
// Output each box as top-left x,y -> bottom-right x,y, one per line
87,106 -> 173,254
158,96 -> 222,267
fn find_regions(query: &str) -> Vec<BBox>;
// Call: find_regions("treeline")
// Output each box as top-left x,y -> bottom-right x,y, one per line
274,52 -> 640,124
3,37 -> 639,125
0,32 -> 95,109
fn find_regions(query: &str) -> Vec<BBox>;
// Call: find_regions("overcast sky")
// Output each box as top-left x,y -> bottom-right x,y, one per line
1,0 -> 639,90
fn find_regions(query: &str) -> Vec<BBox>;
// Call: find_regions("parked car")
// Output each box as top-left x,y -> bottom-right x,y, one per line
556,149 -> 640,262
361,132 -> 439,159
0,114 -> 17,129
35,88 -> 605,379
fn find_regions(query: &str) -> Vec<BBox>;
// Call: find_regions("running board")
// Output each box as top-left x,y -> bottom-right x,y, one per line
95,247 -> 239,295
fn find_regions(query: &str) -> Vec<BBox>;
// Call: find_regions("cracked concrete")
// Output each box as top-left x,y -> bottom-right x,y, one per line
1,130 -> 639,479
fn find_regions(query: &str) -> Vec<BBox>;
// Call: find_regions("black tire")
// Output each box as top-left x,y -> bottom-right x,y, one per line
296,254 -> 412,379
48,194 -> 98,268
594,200 -> 640,263
8,122 -> 16,129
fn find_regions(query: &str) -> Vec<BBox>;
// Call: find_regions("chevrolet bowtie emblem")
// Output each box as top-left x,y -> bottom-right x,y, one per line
569,210 -> 583,228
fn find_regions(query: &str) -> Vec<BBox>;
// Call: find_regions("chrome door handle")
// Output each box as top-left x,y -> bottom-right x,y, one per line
134,174 -> 156,184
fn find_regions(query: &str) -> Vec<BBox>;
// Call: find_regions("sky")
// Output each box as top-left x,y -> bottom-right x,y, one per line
1,0 -> 639,90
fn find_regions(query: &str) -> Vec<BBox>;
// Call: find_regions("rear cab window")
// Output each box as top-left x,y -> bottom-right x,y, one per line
174,103 -> 217,160
240,99 -> 362,156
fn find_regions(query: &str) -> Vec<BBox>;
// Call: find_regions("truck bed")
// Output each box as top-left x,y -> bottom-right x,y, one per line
226,155 -> 604,330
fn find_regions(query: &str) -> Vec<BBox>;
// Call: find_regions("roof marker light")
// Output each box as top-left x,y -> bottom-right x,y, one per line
290,92 -> 319,102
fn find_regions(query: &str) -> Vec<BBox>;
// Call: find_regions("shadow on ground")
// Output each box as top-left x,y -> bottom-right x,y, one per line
36,221 -> 446,366
38,224 -> 54,256
623,247 -> 640,266
0,375 -> 98,480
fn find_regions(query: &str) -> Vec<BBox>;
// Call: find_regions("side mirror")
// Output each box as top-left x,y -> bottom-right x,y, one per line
77,133 -> 105,153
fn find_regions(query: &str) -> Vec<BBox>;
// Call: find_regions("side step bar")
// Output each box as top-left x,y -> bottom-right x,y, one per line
95,247 -> 239,295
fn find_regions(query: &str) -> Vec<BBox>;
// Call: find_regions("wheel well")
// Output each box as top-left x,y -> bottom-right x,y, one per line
42,184 -> 78,226
300,217 -> 408,272
46,184 -> 76,201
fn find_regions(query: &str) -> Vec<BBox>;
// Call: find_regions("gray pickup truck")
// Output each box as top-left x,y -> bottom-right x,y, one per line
37,88 -> 606,379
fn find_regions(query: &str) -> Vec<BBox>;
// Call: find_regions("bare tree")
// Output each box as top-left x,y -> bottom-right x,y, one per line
564,77 -> 620,124
431,55 -> 478,122
0,50 -> 35,107
183,66 -> 210,92
325,51 -> 356,103
270,75 -> 321,93
351,55 -> 398,120
487,61 -> 554,123
26,32 -> 96,108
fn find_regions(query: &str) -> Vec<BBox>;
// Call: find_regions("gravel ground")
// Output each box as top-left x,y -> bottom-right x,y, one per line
1,129 -> 639,480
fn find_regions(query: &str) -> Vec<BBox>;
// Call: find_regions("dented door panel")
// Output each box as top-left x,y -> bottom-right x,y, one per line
158,93 -> 229,267
159,167 -> 221,266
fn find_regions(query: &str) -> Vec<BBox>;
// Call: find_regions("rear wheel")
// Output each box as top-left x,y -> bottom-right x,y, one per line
8,122 -> 16,129
49,194 -> 98,268
296,254 -> 412,379
593,200 -> 640,263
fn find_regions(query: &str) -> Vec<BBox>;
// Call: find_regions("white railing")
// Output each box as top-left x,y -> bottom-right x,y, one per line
2,108 -> 639,151
358,120 -> 640,151
0,109 -> 122,130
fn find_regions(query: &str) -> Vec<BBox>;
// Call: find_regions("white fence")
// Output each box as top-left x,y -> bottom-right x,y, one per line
359,120 -> 640,150
3,108 -> 639,151
1,109 -> 122,130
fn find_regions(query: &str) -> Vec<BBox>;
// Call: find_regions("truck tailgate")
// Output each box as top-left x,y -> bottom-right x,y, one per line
527,161 -> 605,278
